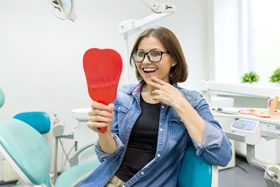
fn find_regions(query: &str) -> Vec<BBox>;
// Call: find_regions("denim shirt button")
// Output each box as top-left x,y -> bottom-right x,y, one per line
162,105 -> 165,109
141,171 -> 144,175
157,154 -> 161,157
160,128 -> 163,131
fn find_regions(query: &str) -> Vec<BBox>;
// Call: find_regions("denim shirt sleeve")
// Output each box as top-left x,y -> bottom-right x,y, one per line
192,123 -> 231,167
183,89 -> 232,167
94,133 -> 124,162
192,121 -> 223,150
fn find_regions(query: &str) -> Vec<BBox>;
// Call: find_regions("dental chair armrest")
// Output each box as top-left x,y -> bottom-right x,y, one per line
55,159 -> 100,187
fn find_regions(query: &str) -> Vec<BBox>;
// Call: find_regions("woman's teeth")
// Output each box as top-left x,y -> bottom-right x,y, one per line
143,68 -> 156,73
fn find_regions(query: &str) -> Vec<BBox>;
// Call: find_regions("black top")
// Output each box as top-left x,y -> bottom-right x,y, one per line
115,95 -> 160,182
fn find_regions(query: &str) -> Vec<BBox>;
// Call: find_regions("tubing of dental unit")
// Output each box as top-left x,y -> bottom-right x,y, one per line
52,113 -> 65,137
53,113 -> 65,127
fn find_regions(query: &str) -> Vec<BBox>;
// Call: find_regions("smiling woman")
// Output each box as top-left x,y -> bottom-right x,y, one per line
132,35 -> 175,84
77,26 -> 232,187
129,27 -> 188,84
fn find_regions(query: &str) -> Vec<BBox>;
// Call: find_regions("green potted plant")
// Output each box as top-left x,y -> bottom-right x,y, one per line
269,67 -> 280,83
242,71 -> 260,84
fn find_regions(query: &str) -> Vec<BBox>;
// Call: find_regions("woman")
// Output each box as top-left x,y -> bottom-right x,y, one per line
78,27 -> 232,187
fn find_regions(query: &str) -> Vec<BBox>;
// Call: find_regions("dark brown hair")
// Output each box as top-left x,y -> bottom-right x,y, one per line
129,27 -> 188,83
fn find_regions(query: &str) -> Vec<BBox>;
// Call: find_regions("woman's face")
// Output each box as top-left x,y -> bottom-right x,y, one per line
135,36 -> 175,83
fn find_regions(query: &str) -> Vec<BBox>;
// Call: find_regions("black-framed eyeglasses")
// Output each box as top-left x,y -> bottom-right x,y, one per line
132,51 -> 169,63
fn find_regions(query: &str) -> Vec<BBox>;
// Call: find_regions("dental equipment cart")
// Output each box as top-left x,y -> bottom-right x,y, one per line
212,109 -> 280,187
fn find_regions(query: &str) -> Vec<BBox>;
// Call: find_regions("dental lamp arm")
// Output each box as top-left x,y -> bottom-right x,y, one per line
119,0 -> 176,34
119,13 -> 170,34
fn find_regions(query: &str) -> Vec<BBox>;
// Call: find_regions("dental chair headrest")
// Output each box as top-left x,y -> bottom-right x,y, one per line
0,87 -> 4,109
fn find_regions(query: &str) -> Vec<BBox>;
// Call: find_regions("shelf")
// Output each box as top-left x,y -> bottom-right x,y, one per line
200,80 -> 280,98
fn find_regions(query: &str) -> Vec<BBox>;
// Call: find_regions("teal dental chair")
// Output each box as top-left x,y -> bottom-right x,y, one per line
0,119 -> 218,187
0,87 -> 99,186
13,111 -> 51,134
0,87 -> 50,135
0,87 -> 217,187
0,119 -> 100,187
178,144 -> 218,187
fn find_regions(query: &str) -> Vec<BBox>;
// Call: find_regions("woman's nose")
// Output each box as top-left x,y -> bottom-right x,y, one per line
142,54 -> 151,63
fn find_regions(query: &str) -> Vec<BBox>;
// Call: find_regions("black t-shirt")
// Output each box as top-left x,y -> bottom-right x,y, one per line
115,95 -> 160,182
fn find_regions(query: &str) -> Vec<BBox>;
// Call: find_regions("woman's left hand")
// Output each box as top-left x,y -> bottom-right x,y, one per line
146,76 -> 184,107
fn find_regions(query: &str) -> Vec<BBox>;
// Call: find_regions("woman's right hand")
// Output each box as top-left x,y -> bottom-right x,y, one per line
87,101 -> 114,134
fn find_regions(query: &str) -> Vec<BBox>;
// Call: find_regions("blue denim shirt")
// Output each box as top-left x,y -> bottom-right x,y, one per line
78,81 -> 232,187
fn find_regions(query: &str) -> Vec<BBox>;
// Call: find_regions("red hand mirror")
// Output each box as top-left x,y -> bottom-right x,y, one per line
83,48 -> 123,133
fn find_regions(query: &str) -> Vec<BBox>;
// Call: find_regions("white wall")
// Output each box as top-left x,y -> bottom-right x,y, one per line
0,0 -> 210,173
207,0 -> 241,82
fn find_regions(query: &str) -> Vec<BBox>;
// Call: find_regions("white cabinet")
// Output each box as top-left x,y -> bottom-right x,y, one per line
201,80 -> 280,165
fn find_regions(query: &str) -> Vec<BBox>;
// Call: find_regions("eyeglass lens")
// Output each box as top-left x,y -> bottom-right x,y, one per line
133,51 -> 166,63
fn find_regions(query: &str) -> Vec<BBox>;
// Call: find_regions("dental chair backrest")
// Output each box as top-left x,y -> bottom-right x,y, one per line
0,87 -> 50,134
0,87 -> 5,109
178,144 -> 218,187
13,111 -> 51,134
0,118 -> 52,186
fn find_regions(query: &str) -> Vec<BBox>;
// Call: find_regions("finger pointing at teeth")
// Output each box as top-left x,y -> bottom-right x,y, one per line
146,76 -> 184,107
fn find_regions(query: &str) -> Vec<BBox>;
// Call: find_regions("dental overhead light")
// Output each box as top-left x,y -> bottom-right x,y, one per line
47,0 -> 175,25
48,0 -> 76,21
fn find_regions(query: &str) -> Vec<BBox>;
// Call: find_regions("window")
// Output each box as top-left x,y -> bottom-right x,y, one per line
242,0 -> 280,84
